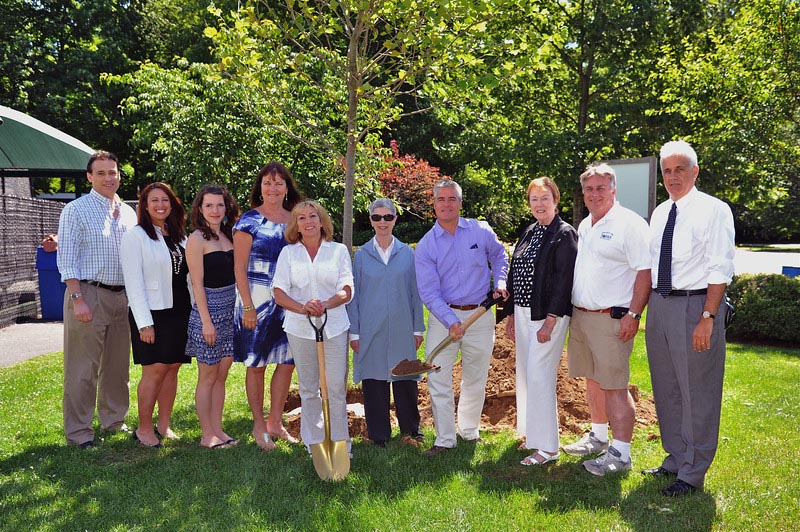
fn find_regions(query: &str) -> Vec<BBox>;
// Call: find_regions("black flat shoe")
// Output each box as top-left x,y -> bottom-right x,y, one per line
642,466 -> 677,478
132,430 -> 162,448
661,479 -> 697,497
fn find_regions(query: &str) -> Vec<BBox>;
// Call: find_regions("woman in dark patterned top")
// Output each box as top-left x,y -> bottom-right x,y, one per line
499,177 -> 578,466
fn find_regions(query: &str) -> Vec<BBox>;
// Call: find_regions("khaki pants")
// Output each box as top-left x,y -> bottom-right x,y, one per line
62,282 -> 131,445
426,309 -> 495,448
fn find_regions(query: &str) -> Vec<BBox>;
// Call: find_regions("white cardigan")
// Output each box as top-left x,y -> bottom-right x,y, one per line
120,225 -> 188,330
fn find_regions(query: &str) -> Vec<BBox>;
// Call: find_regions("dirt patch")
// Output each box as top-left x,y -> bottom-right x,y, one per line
285,322 -> 658,441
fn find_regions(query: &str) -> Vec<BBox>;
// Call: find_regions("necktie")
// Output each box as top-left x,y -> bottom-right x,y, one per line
656,203 -> 677,297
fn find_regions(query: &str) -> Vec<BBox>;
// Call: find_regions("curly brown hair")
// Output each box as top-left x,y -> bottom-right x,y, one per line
189,184 -> 239,241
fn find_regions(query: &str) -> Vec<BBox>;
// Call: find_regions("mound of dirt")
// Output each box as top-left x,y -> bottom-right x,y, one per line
285,323 -> 658,441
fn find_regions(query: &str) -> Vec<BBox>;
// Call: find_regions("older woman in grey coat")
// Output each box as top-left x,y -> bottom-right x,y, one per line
348,198 -> 426,447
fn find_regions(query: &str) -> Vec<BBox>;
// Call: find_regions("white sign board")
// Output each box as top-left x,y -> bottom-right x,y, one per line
605,157 -> 657,220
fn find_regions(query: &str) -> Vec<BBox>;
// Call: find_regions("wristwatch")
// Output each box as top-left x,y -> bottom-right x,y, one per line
702,310 -> 715,319
627,310 -> 642,320
69,292 -> 82,300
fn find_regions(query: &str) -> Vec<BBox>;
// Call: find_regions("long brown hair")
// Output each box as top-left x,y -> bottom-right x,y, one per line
190,184 -> 239,241
137,182 -> 186,245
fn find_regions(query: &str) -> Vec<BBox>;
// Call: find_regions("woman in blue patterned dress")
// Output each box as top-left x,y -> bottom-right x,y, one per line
185,184 -> 240,449
233,162 -> 304,451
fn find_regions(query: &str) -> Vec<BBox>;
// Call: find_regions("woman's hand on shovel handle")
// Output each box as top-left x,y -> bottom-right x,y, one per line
303,299 -> 325,317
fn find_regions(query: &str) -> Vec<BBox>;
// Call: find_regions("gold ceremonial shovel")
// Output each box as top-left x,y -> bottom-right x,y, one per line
307,311 -> 350,481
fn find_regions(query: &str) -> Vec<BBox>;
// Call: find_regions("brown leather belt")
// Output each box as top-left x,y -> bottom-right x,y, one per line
574,306 -> 611,313
449,303 -> 479,311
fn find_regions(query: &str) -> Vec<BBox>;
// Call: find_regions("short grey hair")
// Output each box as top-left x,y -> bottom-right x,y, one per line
368,198 -> 397,216
433,179 -> 462,201
660,140 -> 698,169
580,163 -> 617,190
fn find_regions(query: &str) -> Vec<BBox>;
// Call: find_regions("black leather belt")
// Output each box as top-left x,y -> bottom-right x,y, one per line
449,303 -> 479,311
667,289 -> 707,296
82,280 -> 126,292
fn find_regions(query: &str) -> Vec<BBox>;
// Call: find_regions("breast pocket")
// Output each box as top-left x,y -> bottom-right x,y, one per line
290,263 -> 310,290
468,248 -> 487,270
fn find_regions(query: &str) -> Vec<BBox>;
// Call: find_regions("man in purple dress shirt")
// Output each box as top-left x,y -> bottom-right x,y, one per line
415,180 -> 509,456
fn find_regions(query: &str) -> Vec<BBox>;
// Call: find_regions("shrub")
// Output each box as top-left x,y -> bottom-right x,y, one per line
727,273 -> 800,344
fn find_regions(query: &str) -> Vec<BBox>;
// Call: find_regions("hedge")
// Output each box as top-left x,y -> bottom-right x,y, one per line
727,273 -> 800,344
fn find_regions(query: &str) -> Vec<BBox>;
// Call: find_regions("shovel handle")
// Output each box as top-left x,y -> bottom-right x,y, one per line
307,310 -> 328,342
426,296 -> 504,365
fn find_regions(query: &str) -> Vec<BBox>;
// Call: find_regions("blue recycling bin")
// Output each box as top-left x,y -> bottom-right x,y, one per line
36,247 -> 66,320
782,266 -> 800,278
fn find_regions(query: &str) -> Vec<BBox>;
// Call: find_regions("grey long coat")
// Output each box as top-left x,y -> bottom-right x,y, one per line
347,237 -> 425,382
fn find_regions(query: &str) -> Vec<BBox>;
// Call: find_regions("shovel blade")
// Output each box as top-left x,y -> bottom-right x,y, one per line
311,440 -> 350,481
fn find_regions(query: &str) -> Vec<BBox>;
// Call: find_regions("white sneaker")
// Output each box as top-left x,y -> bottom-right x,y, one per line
583,446 -> 632,476
562,431 -> 609,456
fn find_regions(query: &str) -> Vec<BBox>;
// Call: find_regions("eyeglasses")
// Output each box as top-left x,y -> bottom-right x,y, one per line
370,214 -> 396,222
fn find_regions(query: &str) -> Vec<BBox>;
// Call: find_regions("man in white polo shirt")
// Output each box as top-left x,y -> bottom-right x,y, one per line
563,163 -> 651,475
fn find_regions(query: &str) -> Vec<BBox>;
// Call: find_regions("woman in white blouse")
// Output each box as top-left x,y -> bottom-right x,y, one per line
121,182 -> 191,448
273,200 -> 354,454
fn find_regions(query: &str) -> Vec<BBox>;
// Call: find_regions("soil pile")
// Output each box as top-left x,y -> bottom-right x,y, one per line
285,323 -> 658,440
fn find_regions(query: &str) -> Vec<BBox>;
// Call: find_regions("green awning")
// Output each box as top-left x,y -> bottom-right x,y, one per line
0,105 -> 94,178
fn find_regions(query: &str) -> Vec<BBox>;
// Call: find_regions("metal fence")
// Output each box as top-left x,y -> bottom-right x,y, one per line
0,194 -> 64,328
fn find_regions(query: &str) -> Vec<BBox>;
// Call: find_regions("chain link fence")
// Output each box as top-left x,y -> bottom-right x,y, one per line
0,194 -> 64,328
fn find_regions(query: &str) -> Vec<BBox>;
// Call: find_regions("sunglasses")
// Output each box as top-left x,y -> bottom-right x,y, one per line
370,214 -> 396,222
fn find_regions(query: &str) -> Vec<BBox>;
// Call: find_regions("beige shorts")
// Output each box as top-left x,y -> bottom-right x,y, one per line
567,308 -> 633,389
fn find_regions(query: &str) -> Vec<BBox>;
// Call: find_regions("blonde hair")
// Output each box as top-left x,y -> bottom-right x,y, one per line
285,200 -> 335,244
526,177 -> 561,204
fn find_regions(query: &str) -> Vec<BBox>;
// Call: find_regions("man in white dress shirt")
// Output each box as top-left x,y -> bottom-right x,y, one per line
643,140 -> 735,496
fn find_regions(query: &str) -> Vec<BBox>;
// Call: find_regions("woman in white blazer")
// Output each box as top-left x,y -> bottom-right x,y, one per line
121,182 -> 191,448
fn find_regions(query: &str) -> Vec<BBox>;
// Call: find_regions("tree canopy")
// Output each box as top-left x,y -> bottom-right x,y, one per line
2,0 -> 798,243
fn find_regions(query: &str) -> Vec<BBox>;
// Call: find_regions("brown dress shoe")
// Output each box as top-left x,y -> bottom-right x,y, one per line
423,445 -> 451,457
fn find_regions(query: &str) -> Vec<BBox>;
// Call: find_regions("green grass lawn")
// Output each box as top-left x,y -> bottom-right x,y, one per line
1,336 -> 798,531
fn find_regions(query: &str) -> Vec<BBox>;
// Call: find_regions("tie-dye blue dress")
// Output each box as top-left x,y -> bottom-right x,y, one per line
232,210 -> 292,367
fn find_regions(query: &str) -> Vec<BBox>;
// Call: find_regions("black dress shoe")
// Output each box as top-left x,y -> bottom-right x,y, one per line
661,479 -> 697,497
642,466 -> 677,478
77,440 -> 94,448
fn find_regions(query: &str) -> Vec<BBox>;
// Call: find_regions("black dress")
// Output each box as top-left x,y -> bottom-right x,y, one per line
129,240 -> 192,366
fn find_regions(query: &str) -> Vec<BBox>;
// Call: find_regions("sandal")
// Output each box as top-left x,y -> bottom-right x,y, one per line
520,450 -> 559,466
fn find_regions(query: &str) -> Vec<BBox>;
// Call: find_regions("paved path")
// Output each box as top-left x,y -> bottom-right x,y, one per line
0,321 -> 63,368
0,248 -> 798,368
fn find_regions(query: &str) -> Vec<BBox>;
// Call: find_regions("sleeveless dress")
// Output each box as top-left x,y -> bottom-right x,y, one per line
185,250 -> 236,365
129,240 -> 192,365
233,210 -> 292,367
